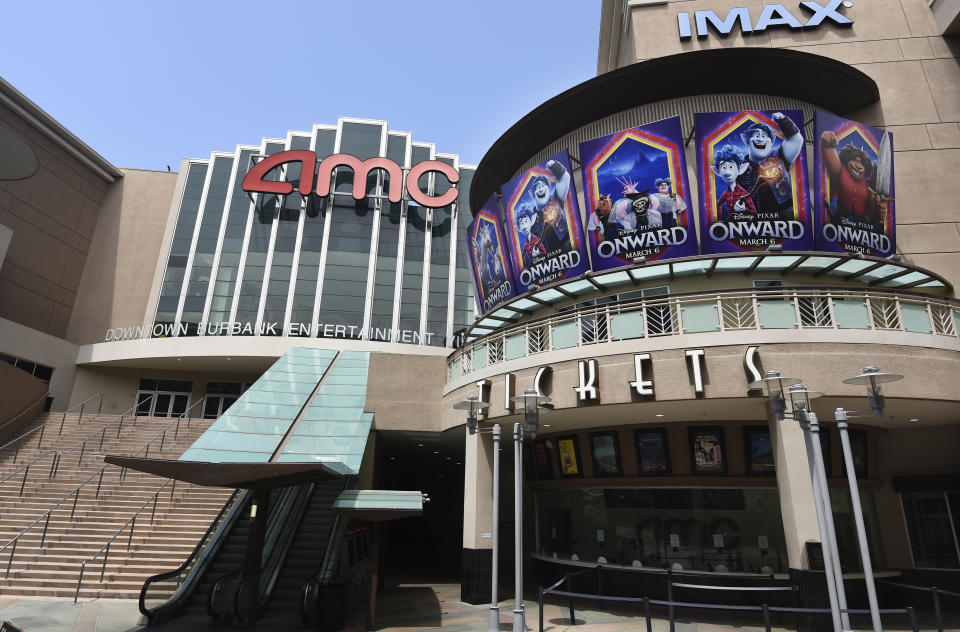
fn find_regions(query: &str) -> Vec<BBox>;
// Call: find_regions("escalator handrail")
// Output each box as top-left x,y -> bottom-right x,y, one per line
301,476 -> 355,625
233,482 -> 317,624
138,488 -> 245,623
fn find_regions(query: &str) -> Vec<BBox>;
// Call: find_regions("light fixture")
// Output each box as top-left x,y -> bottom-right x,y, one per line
510,389 -> 551,439
766,243 -> 783,252
632,255 -> 647,265
453,395 -> 491,435
748,370 -> 801,420
842,366 -> 903,416
655,414 -> 664,417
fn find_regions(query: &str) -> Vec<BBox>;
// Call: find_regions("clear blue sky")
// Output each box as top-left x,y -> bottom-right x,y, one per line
2,1 -> 601,170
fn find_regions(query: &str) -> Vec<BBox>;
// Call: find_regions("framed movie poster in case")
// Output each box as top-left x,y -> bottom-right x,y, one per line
589,431 -> 622,477
634,428 -> 671,475
689,427 -> 727,474
744,427 -> 775,476
556,435 -> 583,478
533,440 -> 554,480
849,429 -> 868,477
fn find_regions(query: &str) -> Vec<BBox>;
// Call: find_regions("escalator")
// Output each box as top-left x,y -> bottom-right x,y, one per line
139,479 -> 349,628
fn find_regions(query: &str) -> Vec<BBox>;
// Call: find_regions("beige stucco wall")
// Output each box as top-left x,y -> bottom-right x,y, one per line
600,0 -> 960,289
66,168 -> 177,345
0,360 -> 48,442
0,101 -> 109,338
366,352 -> 448,431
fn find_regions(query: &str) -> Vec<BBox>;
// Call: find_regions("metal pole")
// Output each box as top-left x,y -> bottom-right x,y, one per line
807,411 -> 851,631
799,418 -> 843,632
490,424 -> 501,632
836,408 -> 881,632
513,423 -> 525,632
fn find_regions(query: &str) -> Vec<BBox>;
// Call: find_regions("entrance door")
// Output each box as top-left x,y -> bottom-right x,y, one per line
136,379 -> 193,417
203,382 -> 244,419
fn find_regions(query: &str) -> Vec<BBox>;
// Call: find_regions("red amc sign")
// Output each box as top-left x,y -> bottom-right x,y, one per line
241,150 -> 460,208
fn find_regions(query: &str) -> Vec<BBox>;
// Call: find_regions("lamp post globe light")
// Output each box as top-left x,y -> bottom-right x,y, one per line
750,367 -> 903,632
509,389 -> 551,632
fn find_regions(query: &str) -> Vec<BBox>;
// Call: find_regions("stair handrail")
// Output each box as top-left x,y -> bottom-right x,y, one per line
0,398 -> 214,576
73,477 -> 177,602
0,392 -> 102,464
0,390 -> 51,437
301,476 -> 354,625
51,395 -> 155,475
138,488 -> 246,624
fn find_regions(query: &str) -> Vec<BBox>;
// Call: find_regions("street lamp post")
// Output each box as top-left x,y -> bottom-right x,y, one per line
752,366 -> 903,632
751,373 -> 848,632
509,389 -> 551,632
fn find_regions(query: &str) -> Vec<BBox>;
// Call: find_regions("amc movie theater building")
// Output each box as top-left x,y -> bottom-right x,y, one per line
1,0 -> 959,627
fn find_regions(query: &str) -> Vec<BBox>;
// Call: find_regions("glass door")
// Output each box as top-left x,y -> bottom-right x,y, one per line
135,379 -> 193,416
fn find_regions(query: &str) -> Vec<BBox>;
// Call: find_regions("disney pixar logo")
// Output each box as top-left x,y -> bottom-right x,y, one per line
678,0 -> 853,39
241,150 -> 459,208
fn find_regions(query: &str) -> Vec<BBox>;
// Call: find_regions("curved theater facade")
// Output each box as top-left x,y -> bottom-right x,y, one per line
0,0 -> 958,626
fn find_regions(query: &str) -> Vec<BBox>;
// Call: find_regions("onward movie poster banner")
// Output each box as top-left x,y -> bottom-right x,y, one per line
578,117 -> 698,271
501,149 -> 590,292
695,109 -> 813,254
468,194 -> 518,314
813,112 -> 896,257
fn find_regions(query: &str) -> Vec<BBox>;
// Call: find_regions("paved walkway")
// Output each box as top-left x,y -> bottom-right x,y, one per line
0,584 -> 953,631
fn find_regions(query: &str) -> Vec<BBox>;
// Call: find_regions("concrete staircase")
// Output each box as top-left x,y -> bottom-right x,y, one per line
0,411 -> 232,599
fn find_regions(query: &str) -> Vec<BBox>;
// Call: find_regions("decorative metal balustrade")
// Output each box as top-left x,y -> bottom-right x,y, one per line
448,288 -> 960,382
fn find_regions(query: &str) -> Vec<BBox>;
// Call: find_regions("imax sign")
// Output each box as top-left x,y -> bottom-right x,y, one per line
678,0 -> 853,39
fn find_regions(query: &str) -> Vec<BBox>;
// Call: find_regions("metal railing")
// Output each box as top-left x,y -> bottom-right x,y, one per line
73,478 -> 177,602
449,287 -> 960,381
879,579 -> 960,632
538,568 -> 921,632
0,393 -> 102,465
138,489 -> 245,624
0,398 -> 208,577
0,396 -> 152,498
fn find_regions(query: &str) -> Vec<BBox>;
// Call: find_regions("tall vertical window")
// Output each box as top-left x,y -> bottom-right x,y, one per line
262,136 -> 311,333
368,133 -> 408,339
181,155 -> 232,335
208,149 -> 255,329
154,163 -> 207,335
234,142 -> 285,331
453,168 -> 477,333
289,129 -> 336,336
427,204 -> 452,346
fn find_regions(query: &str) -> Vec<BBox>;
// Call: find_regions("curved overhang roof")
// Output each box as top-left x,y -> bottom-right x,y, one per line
471,48 -> 879,212
461,252 -> 952,343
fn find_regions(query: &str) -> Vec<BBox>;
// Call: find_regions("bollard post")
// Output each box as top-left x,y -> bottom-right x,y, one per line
568,595 -> 576,625
667,570 -> 675,632
932,587 -> 943,632
643,596 -> 652,632
762,603 -> 771,632
906,606 -> 919,632
538,588 -> 544,632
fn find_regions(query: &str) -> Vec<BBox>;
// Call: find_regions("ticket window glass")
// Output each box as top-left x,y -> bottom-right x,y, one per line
135,379 -> 193,417
203,381 -> 244,419
536,487 -> 789,573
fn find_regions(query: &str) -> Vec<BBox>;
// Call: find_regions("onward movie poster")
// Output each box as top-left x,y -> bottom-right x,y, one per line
814,112 -> 896,257
468,194 -> 517,314
501,150 -> 589,292
695,109 -> 812,253
579,117 -> 698,270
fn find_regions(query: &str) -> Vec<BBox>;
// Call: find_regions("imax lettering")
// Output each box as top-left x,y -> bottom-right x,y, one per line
678,0 -> 851,39
241,150 -> 459,208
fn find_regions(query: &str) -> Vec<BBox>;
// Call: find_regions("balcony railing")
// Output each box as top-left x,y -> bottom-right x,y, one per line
448,288 -> 960,382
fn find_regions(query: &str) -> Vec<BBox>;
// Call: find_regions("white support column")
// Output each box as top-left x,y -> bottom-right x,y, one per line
769,410 -> 821,570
